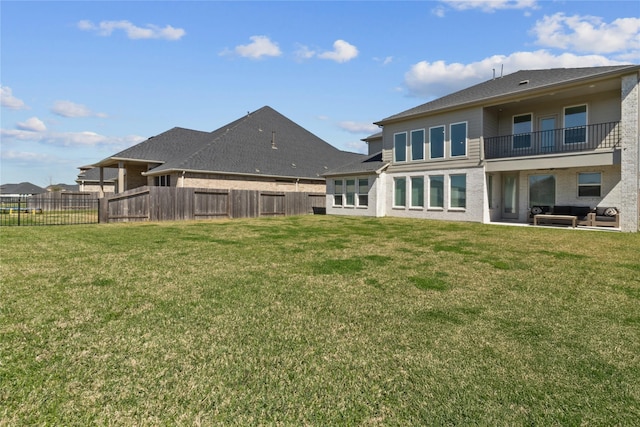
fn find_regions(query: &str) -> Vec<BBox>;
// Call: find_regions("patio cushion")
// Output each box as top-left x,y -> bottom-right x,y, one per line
604,207 -> 618,217
552,205 -> 572,215
531,206 -> 543,215
571,206 -> 591,218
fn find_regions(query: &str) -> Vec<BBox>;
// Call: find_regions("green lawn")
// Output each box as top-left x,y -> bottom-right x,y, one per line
1,216 -> 639,425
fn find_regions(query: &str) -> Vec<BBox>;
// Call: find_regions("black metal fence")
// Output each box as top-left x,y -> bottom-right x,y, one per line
0,193 -> 99,226
484,121 -> 620,159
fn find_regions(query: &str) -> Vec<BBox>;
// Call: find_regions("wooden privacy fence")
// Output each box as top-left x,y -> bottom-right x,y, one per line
99,186 -> 327,223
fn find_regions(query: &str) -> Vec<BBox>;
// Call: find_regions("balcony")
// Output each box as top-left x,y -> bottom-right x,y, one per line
484,121 -> 620,160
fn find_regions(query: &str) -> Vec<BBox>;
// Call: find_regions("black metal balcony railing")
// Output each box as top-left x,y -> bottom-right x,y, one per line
484,121 -> 620,160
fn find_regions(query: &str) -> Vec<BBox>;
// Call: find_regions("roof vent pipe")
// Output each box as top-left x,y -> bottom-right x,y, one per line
271,131 -> 277,149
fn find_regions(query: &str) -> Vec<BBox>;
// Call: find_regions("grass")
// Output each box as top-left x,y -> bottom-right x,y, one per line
1,215 -> 639,425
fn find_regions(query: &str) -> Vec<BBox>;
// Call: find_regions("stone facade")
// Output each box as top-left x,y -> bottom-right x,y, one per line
620,72 -> 639,232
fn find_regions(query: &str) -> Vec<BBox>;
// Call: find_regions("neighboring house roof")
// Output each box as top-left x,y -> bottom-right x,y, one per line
47,183 -> 80,192
92,106 -> 365,181
377,65 -> 640,124
76,167 -> 118,183
0,182 -> 46,195
323,151 -> 388,177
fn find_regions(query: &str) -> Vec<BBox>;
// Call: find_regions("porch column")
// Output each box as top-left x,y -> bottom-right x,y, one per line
620,73 -> 639,232
118,161 -> 125,193
99,166 -> 104,198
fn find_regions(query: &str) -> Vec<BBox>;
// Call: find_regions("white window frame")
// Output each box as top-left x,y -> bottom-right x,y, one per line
410,129 -> 425,161
428,175 -> 445,210
563,104 -> 588,145
449,174 -> 467,210
394,132 -> 408,163
394,177 -> 407,208
512,113 -> 533,150
429,125 -> 445,159
410,176 -> 424,208
333,179 -> 343,206
577,172 -> 601,198
450,122 -> 467,157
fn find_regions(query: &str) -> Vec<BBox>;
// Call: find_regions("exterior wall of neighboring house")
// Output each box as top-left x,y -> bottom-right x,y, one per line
180,172 -> 326,193
78,182 -> 115,193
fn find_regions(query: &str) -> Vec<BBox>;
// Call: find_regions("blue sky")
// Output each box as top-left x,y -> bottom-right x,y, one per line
1,0 -> 638,187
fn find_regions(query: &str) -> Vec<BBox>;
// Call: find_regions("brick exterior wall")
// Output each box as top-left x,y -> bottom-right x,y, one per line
620,73 -> 639,232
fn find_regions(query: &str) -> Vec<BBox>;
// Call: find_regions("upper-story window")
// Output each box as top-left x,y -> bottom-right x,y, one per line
394,132 -> 407,162
564,105 -> 587,144
513,114 -> 532,149
450,122 -> 467,157
430,126 -> 445,159
410,129 -> 425,161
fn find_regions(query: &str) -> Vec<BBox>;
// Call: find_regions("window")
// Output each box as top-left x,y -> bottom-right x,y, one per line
155,175 -> 171,187
487,175 -> 494,209
513,114 -> 532,149
429,175 -> 444,209
430,126 -> 445,159
358,178 -> 369,206
450,122 -> 467,157
394,132 -> 407,162
345,179 -> 356,206
564,105 -> 587,144
450,174 -> 466,209
334,179 -> 343,206
410,129 -> 425,161
578,172 -> 601,197
411,176 -> 424,208
529,174 -> 556,206
394,177 -> 406,207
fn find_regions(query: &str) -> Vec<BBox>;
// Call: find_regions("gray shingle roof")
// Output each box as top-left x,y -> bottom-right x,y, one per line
377,65 -> 640,124
0,182 -> 46,195
97,106 -> 364,181
76,167 -> 118,182
323,152 -> 387,177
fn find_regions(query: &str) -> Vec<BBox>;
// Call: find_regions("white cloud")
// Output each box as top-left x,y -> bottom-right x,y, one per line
318,40 -> 359,63
294,44 -> 316,61
532,13 -> 640,55
441,0 -> 538,13
1,126 -> 144,148
1,150 -> 56,163
404,50 -> 626,98
17,117 -> 46,132
78,20 -> 186,41
338,121 -> 380,134
344,140 -> 368,154
1,86 -> 29,110
225,35 -> 282,59
51,100 -> 108,118
374,56 -> 394,65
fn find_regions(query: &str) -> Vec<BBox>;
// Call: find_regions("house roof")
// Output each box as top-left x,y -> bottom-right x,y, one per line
77,166 -> 121,183
323,151 -> 388,177
0,182 -> 46,195
92,106 -> 364,181
377,65 -> 640,124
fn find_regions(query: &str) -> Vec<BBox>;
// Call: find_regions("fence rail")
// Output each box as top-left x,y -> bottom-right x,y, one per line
0,193 -> 99,226
100,187 -> 326,223
484,121 -> 620,159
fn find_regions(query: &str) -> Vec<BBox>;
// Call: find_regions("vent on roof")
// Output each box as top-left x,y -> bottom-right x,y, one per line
519,79 -> 530,86
271,131 -> 277,149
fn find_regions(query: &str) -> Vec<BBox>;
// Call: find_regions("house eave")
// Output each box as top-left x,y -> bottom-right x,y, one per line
142,168 -> 326,182
375,66 -> 640,126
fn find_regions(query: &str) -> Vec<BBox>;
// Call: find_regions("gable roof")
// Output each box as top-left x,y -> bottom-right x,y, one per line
0,182 -> 46,195
377,65 -> 640,125
76,167 -> 118,183
323,151 -> 388,177
92,106 -> 364,181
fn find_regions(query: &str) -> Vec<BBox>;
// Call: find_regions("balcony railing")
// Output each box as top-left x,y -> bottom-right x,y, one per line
484,121 -> 620,160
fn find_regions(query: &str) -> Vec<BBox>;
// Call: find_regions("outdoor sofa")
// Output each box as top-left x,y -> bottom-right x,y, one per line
529,205 -> 619,228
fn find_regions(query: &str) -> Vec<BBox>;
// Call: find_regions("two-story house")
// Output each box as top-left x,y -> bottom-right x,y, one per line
325,65 -> 640,232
